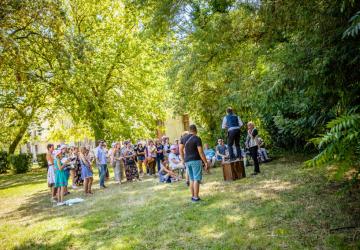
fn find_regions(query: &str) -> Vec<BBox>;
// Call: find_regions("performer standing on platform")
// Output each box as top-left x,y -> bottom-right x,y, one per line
221,107 -> 243,161
180,124 -> 208,202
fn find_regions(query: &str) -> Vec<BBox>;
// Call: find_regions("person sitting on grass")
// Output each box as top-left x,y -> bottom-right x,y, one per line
215,139 -> 228,163
54,150 -> 67,206
159,159 -> 180,183
204,143 -> 216,173
79,147 -> 94,195
257,137 -> 271,162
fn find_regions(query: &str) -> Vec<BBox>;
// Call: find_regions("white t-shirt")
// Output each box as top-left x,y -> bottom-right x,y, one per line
168,152 -> 180,169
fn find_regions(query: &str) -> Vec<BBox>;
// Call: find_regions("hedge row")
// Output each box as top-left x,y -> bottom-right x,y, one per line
0,152 -> 33,174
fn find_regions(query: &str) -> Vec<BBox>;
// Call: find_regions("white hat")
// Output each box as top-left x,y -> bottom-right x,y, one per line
170,145 -> 177,150
54,150 -> 62,156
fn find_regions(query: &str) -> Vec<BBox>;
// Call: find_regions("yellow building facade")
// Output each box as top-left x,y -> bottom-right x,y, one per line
160,114 -> 192,143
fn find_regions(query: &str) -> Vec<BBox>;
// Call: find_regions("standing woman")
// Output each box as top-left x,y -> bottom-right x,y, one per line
54,150 -> 67,206
79,147 -> 94,194
146,140 -> 157,175
46,144 -> 56,202
72,147 -> 83,186
156,140 -> 164,173
163,137 -> 171,157
113,142 -> 122,184
124,143 -> 140,182
246,121 -> 260,175
136,141 -> 146,176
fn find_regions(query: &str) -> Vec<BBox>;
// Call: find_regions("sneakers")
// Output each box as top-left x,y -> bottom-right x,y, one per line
100,185 -> 107,188
191,197 -> 201,202
56,202 -> 65,206
72,185 -> 78,189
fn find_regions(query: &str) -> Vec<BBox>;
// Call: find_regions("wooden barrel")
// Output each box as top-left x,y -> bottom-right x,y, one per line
222,160 -> 246,181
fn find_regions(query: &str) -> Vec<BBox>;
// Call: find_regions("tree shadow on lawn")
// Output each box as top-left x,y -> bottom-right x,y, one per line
69,169 -> 360,249
13,234 -> 73,250
0,168 -> 46,190
6,159 -> 360,249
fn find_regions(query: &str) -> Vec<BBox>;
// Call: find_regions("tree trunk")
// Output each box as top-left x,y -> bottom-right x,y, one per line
8,118 -> 31,154
91,119 -> 105,144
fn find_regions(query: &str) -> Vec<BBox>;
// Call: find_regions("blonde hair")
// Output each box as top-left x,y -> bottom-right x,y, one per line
247,121 -> 255,126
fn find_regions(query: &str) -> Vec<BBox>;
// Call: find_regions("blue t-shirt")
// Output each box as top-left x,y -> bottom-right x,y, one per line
204,149 -> 215,158
96,146 -> 107,165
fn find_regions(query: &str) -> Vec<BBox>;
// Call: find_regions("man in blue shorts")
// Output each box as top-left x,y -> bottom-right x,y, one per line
180,124 -> 208,202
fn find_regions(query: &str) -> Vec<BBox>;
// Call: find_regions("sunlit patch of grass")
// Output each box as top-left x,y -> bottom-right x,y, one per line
0,155 -> 359,249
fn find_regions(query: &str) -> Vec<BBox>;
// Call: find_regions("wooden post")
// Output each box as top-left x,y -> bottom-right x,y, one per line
222,160 -> 246,181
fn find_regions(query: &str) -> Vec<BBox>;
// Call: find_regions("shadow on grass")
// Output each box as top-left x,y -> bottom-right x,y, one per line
13,235 -> 73,250
3,157 -> 360,249
0,168 -> 46,190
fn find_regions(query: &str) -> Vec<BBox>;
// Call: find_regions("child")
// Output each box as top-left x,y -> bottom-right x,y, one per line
54,150 -> 68,206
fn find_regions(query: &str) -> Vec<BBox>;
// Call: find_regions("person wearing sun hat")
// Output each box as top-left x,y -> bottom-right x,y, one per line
54,149 -> 67,206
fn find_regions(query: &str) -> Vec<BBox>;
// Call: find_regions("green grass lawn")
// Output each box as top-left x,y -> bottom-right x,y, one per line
0,155 -> 359,250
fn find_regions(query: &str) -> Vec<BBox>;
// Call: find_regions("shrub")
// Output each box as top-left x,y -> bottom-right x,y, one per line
307,112 -> 360,181
37,153 -> 48,168
0,151 -> 9,174
9,154 -> 33,174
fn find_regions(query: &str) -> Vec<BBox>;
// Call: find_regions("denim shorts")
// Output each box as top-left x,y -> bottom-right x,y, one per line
185,160 -> 202,181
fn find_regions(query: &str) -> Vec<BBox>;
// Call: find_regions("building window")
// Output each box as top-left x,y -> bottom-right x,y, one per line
182,114 -> 189,131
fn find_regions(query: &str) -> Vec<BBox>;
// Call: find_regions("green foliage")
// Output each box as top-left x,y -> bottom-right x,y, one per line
0,152 -> 9,174
343,10 -> 360,38
9,154 -> 32,174
307,111 -> 360,180
36,153 -> 48,169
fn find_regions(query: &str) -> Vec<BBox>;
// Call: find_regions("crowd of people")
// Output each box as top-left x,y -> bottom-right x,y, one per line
46,107 -> 270,205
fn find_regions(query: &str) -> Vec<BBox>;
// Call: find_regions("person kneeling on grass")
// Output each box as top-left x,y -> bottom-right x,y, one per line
79,147 -> 94,195
159,159 -> 180,183
180,124 -> 209,202
169,145 -> 185,175
54,150 -> 67,206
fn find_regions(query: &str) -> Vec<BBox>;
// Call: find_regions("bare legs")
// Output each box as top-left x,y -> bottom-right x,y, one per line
84,177 -> 93,194
190,181 -> 200,198
138,160 -> 144,175
57,186 -> 65,203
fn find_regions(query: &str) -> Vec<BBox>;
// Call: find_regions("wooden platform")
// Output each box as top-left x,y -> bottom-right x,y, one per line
222,160 -> 246,181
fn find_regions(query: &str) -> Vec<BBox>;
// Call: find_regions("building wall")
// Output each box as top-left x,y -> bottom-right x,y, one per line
163,114 -> 192,143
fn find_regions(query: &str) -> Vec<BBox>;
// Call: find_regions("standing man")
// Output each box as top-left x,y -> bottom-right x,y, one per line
222,107 -> 243,161
96,140 -> 107,188
246,121 -> 260,175
180,124 -> 208,202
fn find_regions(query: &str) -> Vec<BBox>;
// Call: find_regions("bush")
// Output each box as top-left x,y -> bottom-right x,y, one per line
307,112 -> 360,181
9,154 -> 32,174
0,151 -> 9,174
37,153 -> 48,168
